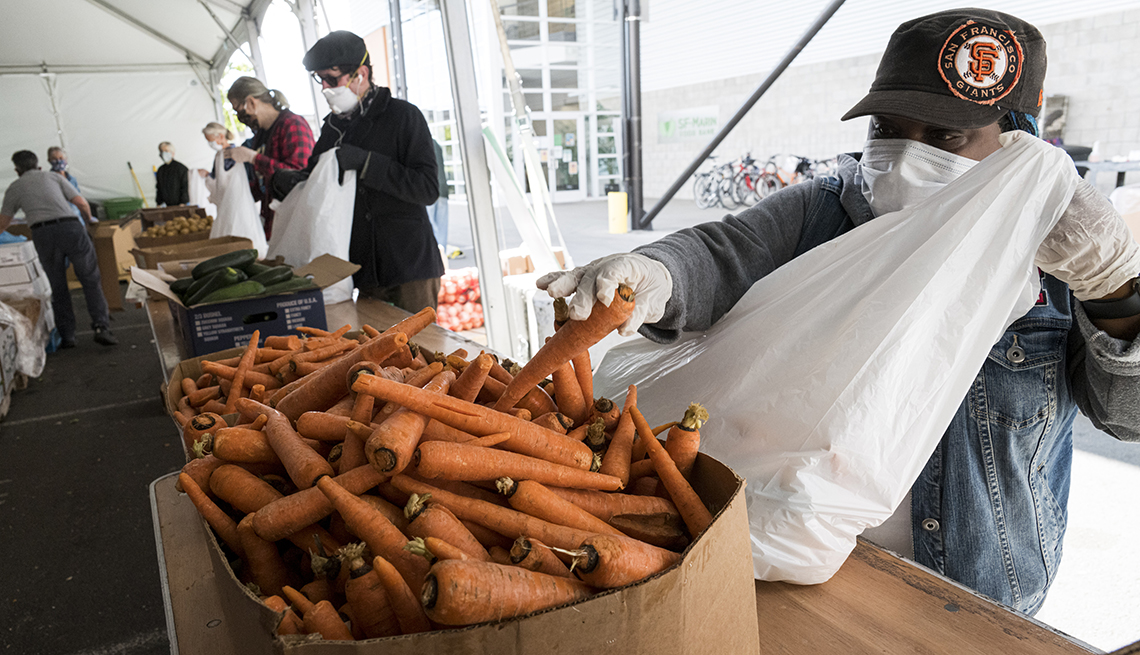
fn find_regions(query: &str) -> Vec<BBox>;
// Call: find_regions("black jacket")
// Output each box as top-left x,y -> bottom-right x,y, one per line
155,160 -> 189,206
307,87 -> 442,290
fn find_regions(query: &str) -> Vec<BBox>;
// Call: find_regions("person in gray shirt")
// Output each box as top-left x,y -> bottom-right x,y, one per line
0,150 -> 116,347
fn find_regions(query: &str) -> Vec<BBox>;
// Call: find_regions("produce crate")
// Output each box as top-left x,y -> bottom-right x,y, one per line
132,206 -> 214,249
101,197 -> 145,222
131,236 -> 254,276
436,267 -> 484,332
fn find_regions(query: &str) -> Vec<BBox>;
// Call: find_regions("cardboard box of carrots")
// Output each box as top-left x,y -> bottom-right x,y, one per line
163,287 -> 761,654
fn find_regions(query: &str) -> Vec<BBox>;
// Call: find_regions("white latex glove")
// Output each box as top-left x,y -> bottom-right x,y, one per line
1036,180 -> 1140,301
536,253 -> 673,336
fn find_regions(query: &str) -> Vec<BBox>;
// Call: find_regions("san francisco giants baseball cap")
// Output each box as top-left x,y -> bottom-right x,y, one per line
842,8 -> 1047,129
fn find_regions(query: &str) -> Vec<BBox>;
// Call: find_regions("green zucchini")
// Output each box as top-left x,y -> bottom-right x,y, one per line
242,261 -> 273,277
249,265 -> 295,287
191,249 -> 259,279
261,276 -> 318,296
186,267 -> 247,306
169,277 -> 196,296
197,280 -> 267,305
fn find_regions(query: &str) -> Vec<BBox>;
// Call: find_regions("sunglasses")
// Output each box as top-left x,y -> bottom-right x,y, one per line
311,70 -> 350,87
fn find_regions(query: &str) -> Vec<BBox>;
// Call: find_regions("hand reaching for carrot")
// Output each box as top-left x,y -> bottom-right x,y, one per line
536,253 -> 672,336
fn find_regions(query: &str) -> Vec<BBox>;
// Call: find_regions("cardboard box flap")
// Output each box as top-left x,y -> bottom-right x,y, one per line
295,254 -> 360,289
130,267 -> 183,305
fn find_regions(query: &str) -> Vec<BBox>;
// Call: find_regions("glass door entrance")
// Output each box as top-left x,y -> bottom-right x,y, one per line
550,116 -> 584,201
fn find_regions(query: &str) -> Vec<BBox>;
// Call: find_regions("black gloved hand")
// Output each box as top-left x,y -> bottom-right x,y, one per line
271,169 -> 309,200
335,144 -> 369,173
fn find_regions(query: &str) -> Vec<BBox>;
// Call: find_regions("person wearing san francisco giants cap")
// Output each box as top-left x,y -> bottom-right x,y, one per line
537,8 -> 1140,614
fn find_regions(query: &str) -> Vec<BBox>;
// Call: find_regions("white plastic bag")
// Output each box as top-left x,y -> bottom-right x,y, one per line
266,149 -> 356,304
594,133 -> 1079,584
187,167 -> 217,218
208,152 -> 268,257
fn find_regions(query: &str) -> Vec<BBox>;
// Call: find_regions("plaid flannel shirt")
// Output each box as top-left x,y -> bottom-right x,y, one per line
250,109 -> 314,226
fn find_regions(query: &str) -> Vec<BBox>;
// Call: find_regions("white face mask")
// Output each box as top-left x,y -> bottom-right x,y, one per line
858,139 -> 977,217
322,84 -> 361,115
160,151 -> 173,164
207,141 -> 225,152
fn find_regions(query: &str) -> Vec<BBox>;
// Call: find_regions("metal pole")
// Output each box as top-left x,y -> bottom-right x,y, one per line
244,13 -> 268,82
618,0 -> 631,211
388,0 -> 408,100
626,0 -> 645,230
439,0 -> 513,356
641,0 -> 846,228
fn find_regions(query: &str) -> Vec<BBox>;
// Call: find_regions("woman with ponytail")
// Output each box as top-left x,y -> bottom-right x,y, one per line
226,76 -> 315,238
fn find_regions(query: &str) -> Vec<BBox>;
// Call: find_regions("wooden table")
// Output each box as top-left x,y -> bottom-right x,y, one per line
143,298 -> 1113,655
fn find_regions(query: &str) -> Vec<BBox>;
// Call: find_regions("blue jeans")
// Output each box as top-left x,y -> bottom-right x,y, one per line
426,197 -> 449,247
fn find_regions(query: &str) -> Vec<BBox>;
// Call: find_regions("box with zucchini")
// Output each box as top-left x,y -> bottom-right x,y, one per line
170,249 -> 318,307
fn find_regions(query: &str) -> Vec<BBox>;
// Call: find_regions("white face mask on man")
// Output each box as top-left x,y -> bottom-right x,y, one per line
207,141 -> 225,152
323,84 -> 361,115
858,139 -> 977,217
160,151 -> 173,164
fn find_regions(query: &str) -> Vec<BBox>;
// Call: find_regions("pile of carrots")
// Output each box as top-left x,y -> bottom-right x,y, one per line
174,285 -> 717,642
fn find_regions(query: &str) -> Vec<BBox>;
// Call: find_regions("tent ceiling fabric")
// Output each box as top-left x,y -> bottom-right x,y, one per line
0,0 -> 260,72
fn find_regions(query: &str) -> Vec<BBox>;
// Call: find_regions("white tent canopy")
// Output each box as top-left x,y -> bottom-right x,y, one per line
0,0 -> 272,204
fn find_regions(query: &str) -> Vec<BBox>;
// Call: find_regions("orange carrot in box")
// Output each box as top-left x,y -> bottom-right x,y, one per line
461,520 -> 513,551
531,411 -> 572,434
209,464 -> 283,514
201,359 -> 281,390
188,385 -> 221,408
371,555 -> 432,634
589,397 -> 621,431
406,536 -> 469,563
406,474 -> 508,507
366,370 -> 455,475
262,595 -> 303,635
423,560 -> 593,626
414,440 -> 622,492
293,360 -> 334,376
257,347 -> 296,363
223,330 -> 260,414
237,514 -> 288,597
281,584 -> 315,616
495,285 -> 634,413
173,407 -> 192,428
265,335 -> 302,351
554,297 -> 595,412
629,407 -> 711,536
627,458 -> 655,483
180,376 -> 198,399
290,340 -> 356,372
379,344 -> 414,369
360,493 -> 409,532
488,545 -> 511,565
352,374 -> 593,470
302,600 -> 355,641
404,493 -> 490,561
599,414 -> 635,487
315,476 -> 430,592
466,433 -> 511,448
550,359 -> 587,426
339,543 -> 400,639
544,487 -> 679,522
565,533 -> 681,589
609,513 -> 690,551
381,306 -> 436,340
374,362 -> 443,421
510,536 -> 571,578
178,472 -> 244,557
448,352 -> 492,402
390,475 -> 596,551
295,326 -> 331,337
498,478 -> 625,537
275,332 -> 407,422
252,464 -> 385,543
297,412 -> 355,441
238,399 -> 333,489
201,398 -> 227,415
182,412 -> 226,455
664,403 -> 708,481
361,324 -> 381,338
211,427 -> 277,464
420,419 -> 479,444
249,384 -> 266,404
339,396 -> 373,473
195,372 -> 214,389
178,454 -> 224,495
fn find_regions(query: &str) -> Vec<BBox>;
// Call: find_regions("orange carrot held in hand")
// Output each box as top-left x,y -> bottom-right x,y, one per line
495,285 -> 634,413
664,403 -> 708,481
366,370 -> 455,475
497,478 -> 625,537
404,493 -> 490,561
422,559 -> 594,626
630,406 -> 712,537
414,440 -> 623,492
510,536 -> 572,578
563,533 -> 681,589
339,543 -> 401,639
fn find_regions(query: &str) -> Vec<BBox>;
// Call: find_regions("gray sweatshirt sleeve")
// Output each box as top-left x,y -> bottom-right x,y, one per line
1068,304 -> 1140,442
632,182 -> 815,343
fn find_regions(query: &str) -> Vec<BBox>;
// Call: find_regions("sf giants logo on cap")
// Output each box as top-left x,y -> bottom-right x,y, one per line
939,21 -> 1023,105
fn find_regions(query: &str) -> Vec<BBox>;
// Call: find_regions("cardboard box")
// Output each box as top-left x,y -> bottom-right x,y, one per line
132,236 -> 254,275
0,241 -> 52,300
172,447 -> 759,654
132,254 -> 359,358
7,220 -> 139,308
499,246 -> 567,276
132,206 -> 213,249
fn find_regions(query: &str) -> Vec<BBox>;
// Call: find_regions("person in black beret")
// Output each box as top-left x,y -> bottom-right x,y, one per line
537,9 -> 1140,615
274,30 -> 443,313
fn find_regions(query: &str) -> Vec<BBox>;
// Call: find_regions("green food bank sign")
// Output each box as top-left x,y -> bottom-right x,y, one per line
658,106 -> 719,144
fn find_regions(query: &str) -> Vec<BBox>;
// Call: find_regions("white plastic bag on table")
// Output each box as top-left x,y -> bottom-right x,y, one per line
208,151 -> 268,257
594,133 -> 1079,584
0,299 -> 46,378
267,149 -> 356,304
187,167 -> 217,218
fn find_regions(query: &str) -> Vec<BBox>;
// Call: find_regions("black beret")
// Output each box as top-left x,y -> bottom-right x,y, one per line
303,30 -> 368,72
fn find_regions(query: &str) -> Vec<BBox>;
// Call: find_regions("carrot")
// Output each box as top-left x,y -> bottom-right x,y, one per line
274,332 -> 407,422
293,360 -> 334,376
405,474 -> 508,507
262,595 -> 303,635
237,399 -> 334,489
201,398 -> 228,415
531,412 -> 572,434
627,475 -> 661,497
352,374 -> 593,470
296,412 -> 356,441
564,533 -> 681,589
195,372 -> 214,389
325,395 -> 356,417
173,407 -> 192,428
201,359 -> 281,391
415,440 -> 622,492
379,344 -> 414,369
509,536 -> 571,578
404,493 -> 490,561
550,359 -> 587,426
210,427 -> 278,464
554,297 -> 595,409
339,543 -> 400,638
461,519 -> 514,551
630,407 -> 712,536
405,536 -> 467,563
248,383 -> 266,404
420,419 -> 480,444
372,555 -> 432,634
360,324 -> 381,338
422,559 -> 593,626
252,464 -> 385,543
267,375 -> 307,407
598,411 -> 635,486
498,478 -> 626,537
448,352 -> 493,402
380,307 -> 436,340
237,514 -> 289,597
390,475 -> 596,551
366,370 -> 455,475
209,464 -> 282,514
181,412 -> 226,455
265,335 -> 302,350
665,403 -> 708,481
339,396 -> 373,473
187,385 -> 221,408
582,417 -> 607,453
495,285 -> 634,413
542,486 -> 679,522
221,330 -> 260,414
628,458 -> 655,483
178,472 -> 244,558
609,513 -> 690,551
374,362 -> 444,422
315,476 -> 430,592
466,433 -> 511,448
589,397 -> 621,431
359,493 -> 409,533
302,599 -> 355,641
180,376 -> 198,399
281,584 -> 316,616
178,454 -> 224,495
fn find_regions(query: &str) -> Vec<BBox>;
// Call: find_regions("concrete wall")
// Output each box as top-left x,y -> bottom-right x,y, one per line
642,7 -> 1140,199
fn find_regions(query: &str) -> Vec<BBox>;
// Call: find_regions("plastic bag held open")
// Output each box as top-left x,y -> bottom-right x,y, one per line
208,150 -> 267,257
594,133 -> 1079,584
267,149 -> 356,304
